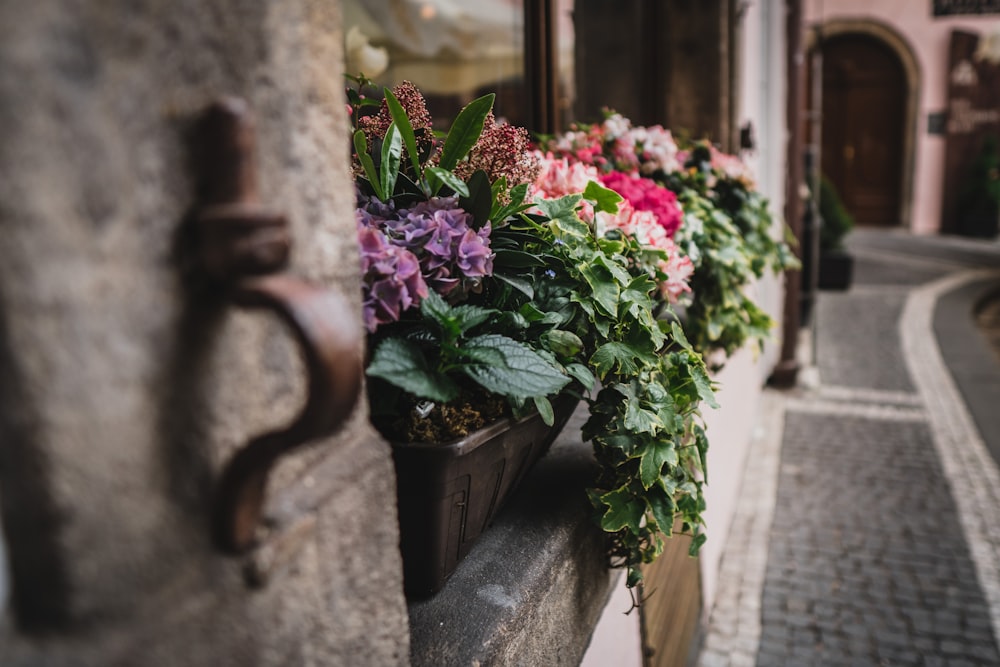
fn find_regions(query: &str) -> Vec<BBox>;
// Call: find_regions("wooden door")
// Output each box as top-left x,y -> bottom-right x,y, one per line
821,35 -> 906,226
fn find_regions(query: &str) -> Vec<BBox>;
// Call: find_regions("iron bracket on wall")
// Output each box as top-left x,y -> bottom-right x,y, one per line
192,98 -> 362,572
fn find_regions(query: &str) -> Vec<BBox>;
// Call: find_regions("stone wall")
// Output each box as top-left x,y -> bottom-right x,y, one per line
0,2 -> 409,665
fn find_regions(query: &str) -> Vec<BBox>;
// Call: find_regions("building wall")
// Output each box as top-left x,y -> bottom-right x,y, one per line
0,2 -> 410,664
803,0 -> 1000,234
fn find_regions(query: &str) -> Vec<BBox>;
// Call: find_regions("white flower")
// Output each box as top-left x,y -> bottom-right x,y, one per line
346,26 -> 389,78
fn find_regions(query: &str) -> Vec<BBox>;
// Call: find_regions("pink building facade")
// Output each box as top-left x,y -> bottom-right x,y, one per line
803,0 -> 1000,235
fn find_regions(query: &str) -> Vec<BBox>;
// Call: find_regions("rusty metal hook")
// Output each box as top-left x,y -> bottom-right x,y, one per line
193,98 -> 362,554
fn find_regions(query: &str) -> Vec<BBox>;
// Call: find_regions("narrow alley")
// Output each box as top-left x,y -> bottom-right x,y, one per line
700,229 -> 1000,666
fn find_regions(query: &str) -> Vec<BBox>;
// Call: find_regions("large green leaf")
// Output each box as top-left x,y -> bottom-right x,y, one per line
353,130 -> 383,200
639,438 -> 680,489
383,87 -> 422,175
583,180 -> 623,214
379,122 -> 402,199
645,487 -> 677,535
579,264 -> 620,317
459,170 -> 493,228
438,93 -> 494,171
460,334 -> 569,398
366,338 -> 458,402
425,166 -> 470,197
591,342 -> 641,379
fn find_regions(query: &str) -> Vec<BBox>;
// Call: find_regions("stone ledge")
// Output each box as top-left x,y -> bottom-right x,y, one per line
406,404 -> 614,666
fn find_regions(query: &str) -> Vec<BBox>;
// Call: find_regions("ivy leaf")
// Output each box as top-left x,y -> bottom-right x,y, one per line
583,180 -> 623,214
639,438 -> 679,489
598,488 -> 645,534
461,334 -> 570,398
366,338 -> 458,402
591,342 -> 641,379
645,486 -> 677,535
438,93 -> 494,171
580,264 -> 620,317
687,357 -> 719,408
622,383 -> 662,434
688,532 -> 707,556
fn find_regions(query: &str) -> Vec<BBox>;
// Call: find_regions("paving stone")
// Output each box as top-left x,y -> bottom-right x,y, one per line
697,233 -> 1000,666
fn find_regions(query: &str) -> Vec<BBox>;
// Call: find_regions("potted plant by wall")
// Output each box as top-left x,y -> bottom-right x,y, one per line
350,78 -> 717,597
817,175 -> 855,290
538,113 -> 798,367
957,135 -> 1000,239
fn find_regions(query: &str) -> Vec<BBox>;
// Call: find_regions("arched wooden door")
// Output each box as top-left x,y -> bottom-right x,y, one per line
821,34 -> 906,226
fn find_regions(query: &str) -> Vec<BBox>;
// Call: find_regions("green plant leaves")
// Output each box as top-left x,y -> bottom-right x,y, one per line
598,488 -> 645,534
426,166 -> 470,197
366,338 -> 458,402
380,122 -> 403,200
438,93 -> 495,171
461,334 -> 570,399
384,87 -> 422,175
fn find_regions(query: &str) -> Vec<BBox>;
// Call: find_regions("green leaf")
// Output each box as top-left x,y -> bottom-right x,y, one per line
383,87 -> 422,176
580,264 -> 620,317
496,273 -> 535,298
366,338 -> 458,402
380,122 -> 403,199
565,362 -> 596,390
543,329 -> 584,358
460,170 -> 493,228
493,249 -> 548,268
583,180 -> 623,214
532,395 -> 555,426
419,290 -> 453,329
461,334 -> 570,398
438,93 -> 494,171
688,359 -> 719,408
425,166 -> 470,197
599,488 -> 645,534
645,486 -> 676,534
639,438 -> 679,489
591,342 -> 640,379
353,130 -> 383,200
688,532 -> 707,556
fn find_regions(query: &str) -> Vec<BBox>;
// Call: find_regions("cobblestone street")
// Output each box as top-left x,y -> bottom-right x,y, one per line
699,230 -> 1000,666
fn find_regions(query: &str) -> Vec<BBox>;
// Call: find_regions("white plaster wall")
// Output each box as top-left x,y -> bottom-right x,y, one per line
698,0 -> 789,618
803,0 -> 1000,235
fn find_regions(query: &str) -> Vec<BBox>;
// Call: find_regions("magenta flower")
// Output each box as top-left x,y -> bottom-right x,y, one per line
600,171 -> 683,238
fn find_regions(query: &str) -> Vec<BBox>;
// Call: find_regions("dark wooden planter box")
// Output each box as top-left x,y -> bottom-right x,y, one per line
392,395 -> 580,598
818,250 -> 854,291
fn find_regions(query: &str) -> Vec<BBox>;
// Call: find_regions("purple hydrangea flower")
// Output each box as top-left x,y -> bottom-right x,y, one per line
355,195 -> 495,332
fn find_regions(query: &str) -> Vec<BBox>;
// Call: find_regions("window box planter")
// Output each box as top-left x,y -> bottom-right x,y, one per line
392,394 -> 580,598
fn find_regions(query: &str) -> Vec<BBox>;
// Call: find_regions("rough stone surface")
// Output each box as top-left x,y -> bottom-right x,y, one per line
0,2 -> 408,665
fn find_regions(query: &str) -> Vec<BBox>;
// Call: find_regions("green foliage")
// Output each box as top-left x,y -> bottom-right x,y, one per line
366,292 -> 571,423
663,145 -> 799,363
818,176 -> 855,251
492,196 -> 716,587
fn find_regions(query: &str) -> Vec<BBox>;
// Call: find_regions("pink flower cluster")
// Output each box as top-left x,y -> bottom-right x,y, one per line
599,171 -> 683,238
594,201 -> 693,303
530,152 -> 692,304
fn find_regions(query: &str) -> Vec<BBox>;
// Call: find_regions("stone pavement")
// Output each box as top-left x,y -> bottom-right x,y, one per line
698,229 -> 1000,666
